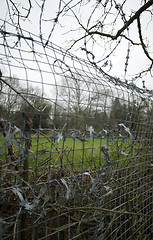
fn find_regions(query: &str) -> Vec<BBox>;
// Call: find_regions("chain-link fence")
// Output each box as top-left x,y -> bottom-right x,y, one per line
0,20 -> 153,240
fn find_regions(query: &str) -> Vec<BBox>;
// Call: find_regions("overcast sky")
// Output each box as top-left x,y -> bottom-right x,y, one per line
1,0 -> 153,90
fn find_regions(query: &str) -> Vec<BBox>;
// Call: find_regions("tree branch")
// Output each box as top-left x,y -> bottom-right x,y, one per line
115,0 -> 153,39
137,16 -> 153,62
87,0 -> 153,40
120,34 -> 140,45
60,205 -> 153,218
1,77 -> 42,112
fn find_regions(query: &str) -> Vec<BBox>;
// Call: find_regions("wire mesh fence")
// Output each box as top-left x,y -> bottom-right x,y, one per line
0,19 -> 153,240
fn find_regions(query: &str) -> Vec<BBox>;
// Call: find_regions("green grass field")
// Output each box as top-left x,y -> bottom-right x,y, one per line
0,132 -> 135,173
29,136 -> 107,171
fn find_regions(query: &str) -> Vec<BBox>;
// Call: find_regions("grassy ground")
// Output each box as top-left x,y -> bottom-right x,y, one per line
0,134 -> 105,170
30,136 -> 107,171
0,132 -> 133,173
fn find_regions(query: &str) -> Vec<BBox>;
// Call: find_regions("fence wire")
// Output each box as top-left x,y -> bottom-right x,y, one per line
0,19 -> 153,240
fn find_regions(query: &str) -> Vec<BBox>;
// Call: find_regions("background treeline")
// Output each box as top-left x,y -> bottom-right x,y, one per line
0,76 -> 152,138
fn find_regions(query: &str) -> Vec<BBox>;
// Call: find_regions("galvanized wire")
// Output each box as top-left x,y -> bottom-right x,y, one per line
0,19 -> 153,240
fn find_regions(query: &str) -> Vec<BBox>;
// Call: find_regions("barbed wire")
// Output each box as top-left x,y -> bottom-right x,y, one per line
0,19 -> 153,240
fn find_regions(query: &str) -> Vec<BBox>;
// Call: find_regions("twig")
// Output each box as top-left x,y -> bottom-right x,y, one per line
1,77 -> 42,112
13,207 -> 22,240
60,206 -> 153,218
137,16 -> 153,62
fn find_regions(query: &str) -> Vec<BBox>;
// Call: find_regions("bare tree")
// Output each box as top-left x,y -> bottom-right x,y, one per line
59,73 -> 108,114
0,75 -> 52,129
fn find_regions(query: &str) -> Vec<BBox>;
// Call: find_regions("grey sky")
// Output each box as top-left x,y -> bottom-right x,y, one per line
1,0 -> 153,89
